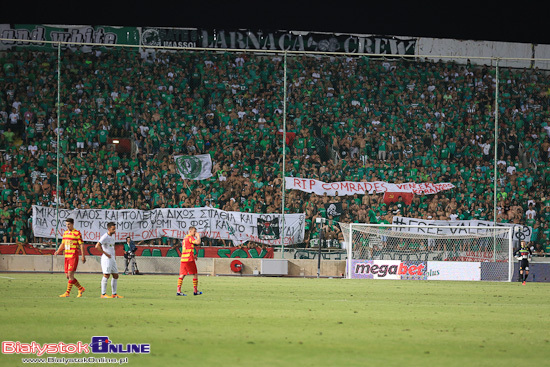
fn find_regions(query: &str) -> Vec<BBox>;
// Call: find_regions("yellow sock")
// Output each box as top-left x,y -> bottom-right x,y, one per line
74,280 -> 83,291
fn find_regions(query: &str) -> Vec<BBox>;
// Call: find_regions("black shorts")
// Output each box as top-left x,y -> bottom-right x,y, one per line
519,259 -> 529,271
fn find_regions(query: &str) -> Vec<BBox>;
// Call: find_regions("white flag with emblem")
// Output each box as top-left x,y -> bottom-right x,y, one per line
174,154 -> 213,180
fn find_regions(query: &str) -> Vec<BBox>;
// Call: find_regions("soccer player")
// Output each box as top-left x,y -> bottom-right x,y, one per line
176,226 -> 202,296
515,241 -> 533,285
95,222 -> 123,298
54,218 -> 86,298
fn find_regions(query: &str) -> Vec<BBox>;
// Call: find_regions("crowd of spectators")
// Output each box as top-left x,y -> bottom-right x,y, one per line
1,48 -> 550,254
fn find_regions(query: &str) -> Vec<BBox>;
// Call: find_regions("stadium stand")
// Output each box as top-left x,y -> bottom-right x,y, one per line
1,48 -> 549,254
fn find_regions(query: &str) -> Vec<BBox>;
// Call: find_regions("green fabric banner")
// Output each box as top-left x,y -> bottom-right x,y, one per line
0,24 -> 140,50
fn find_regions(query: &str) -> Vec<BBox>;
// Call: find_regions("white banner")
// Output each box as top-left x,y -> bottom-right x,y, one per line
32,206 -> 305,246
285,177 -> 455,196
425,262 -> 481,281
391,216 -> 532,242
349,260 -> 481,281
349,260 -> 426,280
174,154 -> 212,180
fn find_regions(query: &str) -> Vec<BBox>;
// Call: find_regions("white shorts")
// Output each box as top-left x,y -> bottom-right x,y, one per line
101,255 -> 119,274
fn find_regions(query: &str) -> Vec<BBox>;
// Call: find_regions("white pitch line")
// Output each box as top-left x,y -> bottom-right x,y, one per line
0,276 -> 16,279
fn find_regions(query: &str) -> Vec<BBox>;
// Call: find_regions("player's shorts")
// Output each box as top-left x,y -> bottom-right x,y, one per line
101,255 -> 119,274
64,257 -> 79,273
180,261 -> 198,275
519,259 -> 529,271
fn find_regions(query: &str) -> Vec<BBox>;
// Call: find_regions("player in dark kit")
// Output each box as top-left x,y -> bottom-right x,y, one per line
514,241 -> 533,285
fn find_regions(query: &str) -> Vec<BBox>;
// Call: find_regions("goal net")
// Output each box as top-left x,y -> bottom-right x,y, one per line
340,223 -> 514,282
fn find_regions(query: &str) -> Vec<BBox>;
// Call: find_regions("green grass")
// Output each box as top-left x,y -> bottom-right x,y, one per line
1,273 -> 549,367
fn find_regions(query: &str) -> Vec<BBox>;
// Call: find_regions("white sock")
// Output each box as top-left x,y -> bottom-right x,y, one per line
101,277 -> 108,295
111,277 -> 118,295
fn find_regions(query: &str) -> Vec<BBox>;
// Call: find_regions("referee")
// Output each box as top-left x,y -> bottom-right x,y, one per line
515,241 -> 533,285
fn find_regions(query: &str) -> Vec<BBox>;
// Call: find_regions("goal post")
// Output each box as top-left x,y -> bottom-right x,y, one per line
341,223 -> 514,282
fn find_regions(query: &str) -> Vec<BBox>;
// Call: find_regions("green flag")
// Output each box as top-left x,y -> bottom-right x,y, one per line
174,154 -> 213,180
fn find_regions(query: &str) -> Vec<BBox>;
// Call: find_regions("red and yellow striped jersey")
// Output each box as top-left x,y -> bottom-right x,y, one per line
181,234 -> 197,263
62,229 -> 83,258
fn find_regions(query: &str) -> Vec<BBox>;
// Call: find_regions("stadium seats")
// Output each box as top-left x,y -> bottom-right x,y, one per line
166,248 -> 180,257
0,47 -> 548,253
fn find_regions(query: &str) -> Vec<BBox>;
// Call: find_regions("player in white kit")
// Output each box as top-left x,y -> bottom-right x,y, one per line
95,222 -> 124,298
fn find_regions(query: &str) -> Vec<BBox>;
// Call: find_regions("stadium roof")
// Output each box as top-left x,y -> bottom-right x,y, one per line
3,1 -> 550,45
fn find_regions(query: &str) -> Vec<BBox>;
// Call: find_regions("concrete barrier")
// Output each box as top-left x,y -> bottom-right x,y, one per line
4,255 -> 550,281
0,255 -> 346,277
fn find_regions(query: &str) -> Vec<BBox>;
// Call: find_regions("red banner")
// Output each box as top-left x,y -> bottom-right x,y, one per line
0,244 -> 274,258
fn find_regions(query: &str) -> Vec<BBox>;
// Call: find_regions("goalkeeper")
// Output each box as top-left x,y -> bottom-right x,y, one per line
514,241 -> 532,285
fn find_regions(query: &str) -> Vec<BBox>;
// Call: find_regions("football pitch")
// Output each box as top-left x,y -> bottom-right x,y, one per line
1,273 -> 549,367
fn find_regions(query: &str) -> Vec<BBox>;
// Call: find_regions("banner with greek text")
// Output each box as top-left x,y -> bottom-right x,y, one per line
32,206 -> 305,246
285,177 -> 455,196
391,216 -> 532,242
